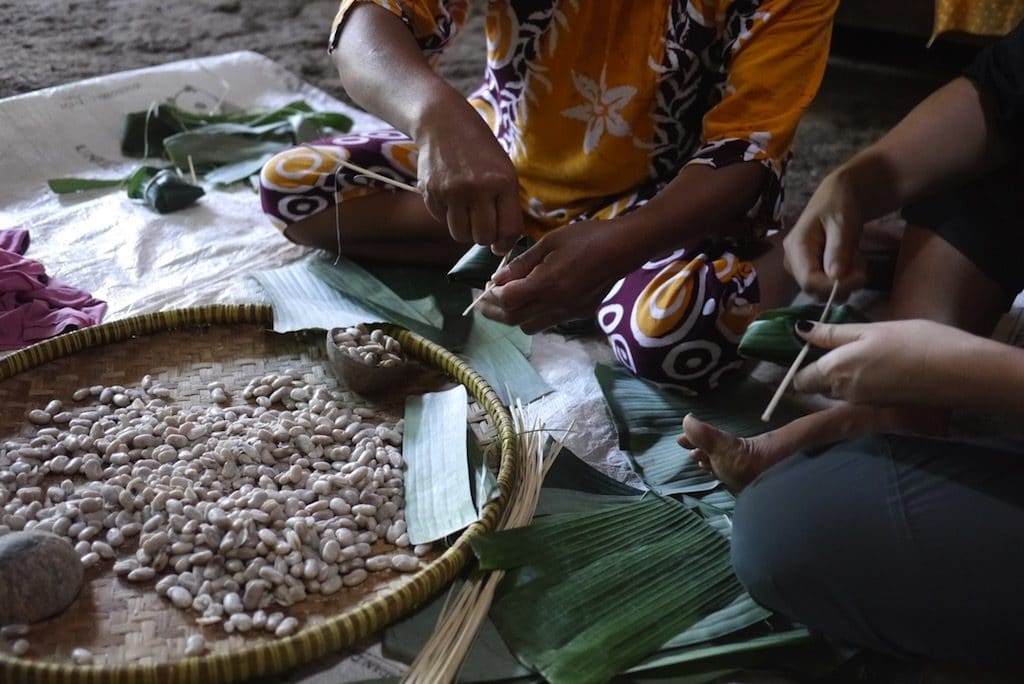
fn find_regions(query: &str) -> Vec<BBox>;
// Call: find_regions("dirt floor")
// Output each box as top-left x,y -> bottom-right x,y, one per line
2,1 -> 972,224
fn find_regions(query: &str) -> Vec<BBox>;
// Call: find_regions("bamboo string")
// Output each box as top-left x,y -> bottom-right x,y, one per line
401,405 -> 567,683
761,280 -> 839,422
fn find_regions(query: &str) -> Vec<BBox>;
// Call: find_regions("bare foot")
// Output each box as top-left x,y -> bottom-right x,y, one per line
677,414 -> 782,492
677,404 -> 948,493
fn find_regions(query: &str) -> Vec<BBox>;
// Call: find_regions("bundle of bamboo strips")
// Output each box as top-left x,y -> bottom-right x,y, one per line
401,402 -> 568,683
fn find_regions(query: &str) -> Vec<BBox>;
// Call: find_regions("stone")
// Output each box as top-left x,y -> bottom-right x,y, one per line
0,532 -> 84,624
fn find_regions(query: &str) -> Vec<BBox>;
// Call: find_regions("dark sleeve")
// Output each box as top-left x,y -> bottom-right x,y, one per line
963,19 -> 1024,150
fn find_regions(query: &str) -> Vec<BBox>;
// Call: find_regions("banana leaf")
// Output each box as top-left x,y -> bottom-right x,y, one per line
403,386 -> 479,545
120,99 -> 352,158
47,177 -> 126,194
461,315 -> 550,405
48,165 -> 203,213
309,257 -> 444,332
738,303 -> 868,367
163,133 -> 288,174
126,166 -> 204,213
468,427 -> 499,515
473,498 -> 745,684
448,238 -> 534,289
594,364 -> 808,491
358,261 -> 548,404
384,457 -> 811,683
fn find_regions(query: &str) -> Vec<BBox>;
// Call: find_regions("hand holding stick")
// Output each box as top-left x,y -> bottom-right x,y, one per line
461,250 -> 512,316
306,145 -> 516,316
761,280 -> 839,422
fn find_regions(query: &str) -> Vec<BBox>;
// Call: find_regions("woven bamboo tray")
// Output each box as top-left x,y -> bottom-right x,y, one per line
0,305 -> 516,684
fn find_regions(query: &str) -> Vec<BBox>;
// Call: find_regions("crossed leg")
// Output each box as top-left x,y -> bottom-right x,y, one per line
680,223 -> 1011,492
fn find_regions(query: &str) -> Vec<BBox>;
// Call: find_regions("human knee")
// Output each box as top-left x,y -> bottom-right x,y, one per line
596,248 -> 759,393
728,475 -> 803,612
259,146 -> 339,230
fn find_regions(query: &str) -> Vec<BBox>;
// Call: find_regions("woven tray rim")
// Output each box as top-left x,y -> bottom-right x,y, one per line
0,304 -> 517,684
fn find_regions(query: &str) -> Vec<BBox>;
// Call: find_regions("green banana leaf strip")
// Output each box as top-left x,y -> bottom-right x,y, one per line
627,628 -> 817,675
47,165 -> 202,214
461,315 -> 549,405
403,386 -> 479,545
163,133 -> 288,173
474,498 -> 745,684
468,427 -> 499,515
542,448 -> 646,496
652,594 -> 771,654
203,152 -> 279,187
473,498 -> 700,575
738,303 -> 868,367
47,176 -> 126,194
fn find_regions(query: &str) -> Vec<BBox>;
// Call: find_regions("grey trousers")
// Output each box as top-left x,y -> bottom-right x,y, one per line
731,434 -> 1024,668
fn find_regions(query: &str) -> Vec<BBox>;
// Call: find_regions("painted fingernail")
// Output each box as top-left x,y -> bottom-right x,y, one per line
795,320 -> 814,333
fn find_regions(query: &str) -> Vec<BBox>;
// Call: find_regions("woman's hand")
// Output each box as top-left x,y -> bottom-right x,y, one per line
476,219 -> 625,334
793,319 -> 984,407
782,168 -> 869,300
414,101 -> 523,255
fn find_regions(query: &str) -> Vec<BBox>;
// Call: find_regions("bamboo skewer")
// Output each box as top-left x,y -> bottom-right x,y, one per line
761,280 -> 839,422
305,144 -> 516,315
461,250 -> 512,317
334,157 -> 420,193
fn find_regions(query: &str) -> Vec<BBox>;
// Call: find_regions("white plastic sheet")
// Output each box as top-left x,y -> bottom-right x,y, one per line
0,50 -> 638,482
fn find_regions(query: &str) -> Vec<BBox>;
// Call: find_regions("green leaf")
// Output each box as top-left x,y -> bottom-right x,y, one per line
308,257 -> 445,339
595,364 -> 808,489
139,169 -> 205,213
203,152 -> 278,187
124,166 -> 163,199
461,315 -> 549,405
120,99 -> 351,158
403,386 -> 479,545
738,303 -> 868,367
468,428 -> 499,515
628,628 -> 816,675
46,176 -> 126,194
163,132 -> 288,173
447,238 -> 534,289
474,498 -> 746,684
250,259 -> 385,332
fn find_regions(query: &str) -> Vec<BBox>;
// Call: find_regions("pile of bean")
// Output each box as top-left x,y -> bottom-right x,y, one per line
331,325 -> 406,368
0,369 -> 431,654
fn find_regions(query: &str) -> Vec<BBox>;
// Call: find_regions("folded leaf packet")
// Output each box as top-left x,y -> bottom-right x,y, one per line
737,303 -> 868,367
447,237 -> 534,289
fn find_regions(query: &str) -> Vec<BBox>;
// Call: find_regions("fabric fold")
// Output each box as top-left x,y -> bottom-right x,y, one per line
0,227 -> 107,350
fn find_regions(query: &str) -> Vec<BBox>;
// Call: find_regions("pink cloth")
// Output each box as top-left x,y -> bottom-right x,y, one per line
0,228 -> 107,350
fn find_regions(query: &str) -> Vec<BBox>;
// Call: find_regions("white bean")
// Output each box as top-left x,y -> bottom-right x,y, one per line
184,634 -> 206,656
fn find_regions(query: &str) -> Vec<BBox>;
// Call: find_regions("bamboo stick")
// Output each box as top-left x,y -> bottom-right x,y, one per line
761,280 -> 839,422
461,251 -> 512,317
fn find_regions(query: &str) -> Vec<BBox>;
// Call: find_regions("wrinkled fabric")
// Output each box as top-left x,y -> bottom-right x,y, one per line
0,228 -> 107,350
